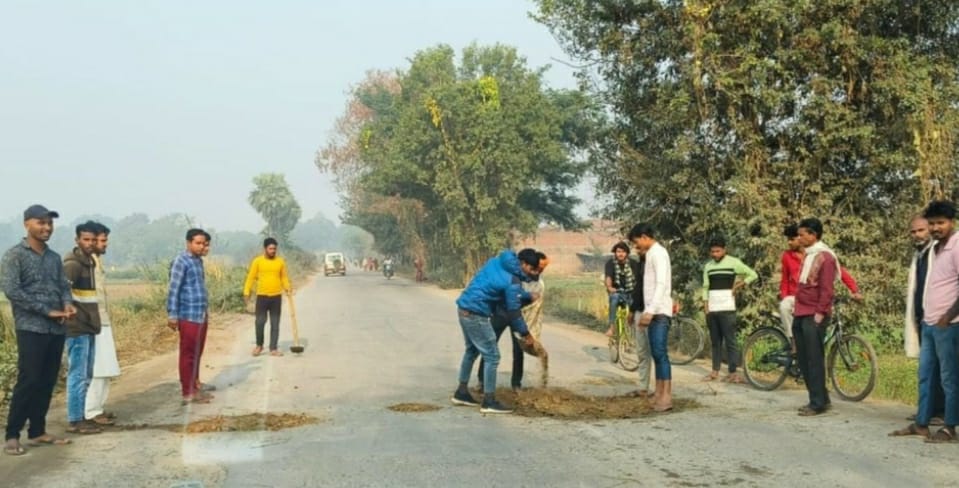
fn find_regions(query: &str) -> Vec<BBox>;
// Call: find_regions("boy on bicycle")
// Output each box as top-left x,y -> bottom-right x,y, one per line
605,242 -> 640,337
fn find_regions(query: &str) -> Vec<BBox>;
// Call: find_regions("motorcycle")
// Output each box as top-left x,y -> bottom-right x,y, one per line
383,261 -> 394,280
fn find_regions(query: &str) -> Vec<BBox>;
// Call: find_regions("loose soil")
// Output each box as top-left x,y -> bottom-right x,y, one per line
388,403 -> 442,413
520,339 -> 549,387
496,387 -> 700,420
116,412 -> 322,433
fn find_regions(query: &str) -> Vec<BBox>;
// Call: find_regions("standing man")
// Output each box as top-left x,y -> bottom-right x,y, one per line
85,222 -> 121,426
626,247 -> 650,398
628,223 -> 673,412
2,205 -> 75,456
604,242 -> 640,337
451,249 -> 539,414
167,229 -> 212,405
243,237 -> 292,357
702,236 -> 758,383
780,224 -> 863,353
793,218 -> 839,416
894,201 -> 959,442
63,222 -> 103,434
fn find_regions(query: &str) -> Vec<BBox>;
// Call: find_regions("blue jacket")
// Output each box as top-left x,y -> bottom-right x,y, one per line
456,250 -> 532,336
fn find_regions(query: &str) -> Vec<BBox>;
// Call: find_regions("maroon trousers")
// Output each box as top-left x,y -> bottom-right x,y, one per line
178,320 -> 208,397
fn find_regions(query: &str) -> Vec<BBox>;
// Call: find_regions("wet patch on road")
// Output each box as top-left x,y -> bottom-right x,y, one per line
496,387 -> 701,420
387,403 -> 442,413
115,412 -> 322,433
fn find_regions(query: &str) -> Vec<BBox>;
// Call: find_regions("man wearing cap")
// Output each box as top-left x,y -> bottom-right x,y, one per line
2,205 -> 76,456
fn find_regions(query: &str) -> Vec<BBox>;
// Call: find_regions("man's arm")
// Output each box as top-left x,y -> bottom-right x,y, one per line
504,282 -> 530,336
840,267 -> 859,294
736,257 -> 759,285
0,251 -> 53,315
702,261 -> 710,301
649,250 -> 670,313
280,258 -> 292,293
816,254 -> 837,321
166,256 -> 185,321
242,258 -> 258,297
779,253 -> 789,299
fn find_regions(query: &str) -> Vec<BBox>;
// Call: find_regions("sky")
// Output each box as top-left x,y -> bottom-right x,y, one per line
0,0 -> 582,232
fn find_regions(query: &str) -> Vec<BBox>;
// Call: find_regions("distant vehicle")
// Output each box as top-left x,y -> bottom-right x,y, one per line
324,252 -> 346,277
383,259 -> 394,280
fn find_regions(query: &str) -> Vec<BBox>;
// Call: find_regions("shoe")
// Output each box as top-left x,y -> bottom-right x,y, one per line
450,389 -> 479,407
480,399 -> 513,414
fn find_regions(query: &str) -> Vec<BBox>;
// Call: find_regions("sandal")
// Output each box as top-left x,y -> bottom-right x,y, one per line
797,406 -> 826,417
724,373 -> 746,384
888,423 -> 929,438
702,372 -> 719,382
181,392 -> 214,405
4,440 -> 26,456
65,421 -> 102,435
270,350 -> 284,357
26,434 -> 72,446
90,415 -> 115,426
925,427 -> 957,444
252,346 -> 263,357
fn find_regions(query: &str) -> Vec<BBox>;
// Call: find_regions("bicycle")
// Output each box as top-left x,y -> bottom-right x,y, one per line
667,314 -> 705,365
741,297 -> 878,401
607,293 -> 639,371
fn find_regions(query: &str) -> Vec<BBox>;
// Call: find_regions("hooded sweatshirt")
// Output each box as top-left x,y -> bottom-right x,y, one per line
456,250 -> 532,336
63,247 -> 102,337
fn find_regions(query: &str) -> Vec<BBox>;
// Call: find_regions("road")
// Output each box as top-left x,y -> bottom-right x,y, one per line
1,270 -> 956,487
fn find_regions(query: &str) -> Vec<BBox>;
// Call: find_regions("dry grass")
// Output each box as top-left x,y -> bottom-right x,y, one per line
117,412 -> 322,433
387,403 -> 442,413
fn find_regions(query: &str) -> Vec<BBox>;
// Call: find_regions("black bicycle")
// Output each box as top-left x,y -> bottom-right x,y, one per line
741,297 -> 878,401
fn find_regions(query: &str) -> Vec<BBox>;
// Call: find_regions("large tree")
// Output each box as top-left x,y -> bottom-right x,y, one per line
318,43 -> 595,282
248,173 -> 302,243
534,0 -> 959,344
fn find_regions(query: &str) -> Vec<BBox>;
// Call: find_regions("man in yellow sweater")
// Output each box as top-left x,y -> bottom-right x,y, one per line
243,238 -> 292,357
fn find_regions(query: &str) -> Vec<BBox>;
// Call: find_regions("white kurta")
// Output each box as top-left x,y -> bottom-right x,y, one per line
91,255 -> 121,377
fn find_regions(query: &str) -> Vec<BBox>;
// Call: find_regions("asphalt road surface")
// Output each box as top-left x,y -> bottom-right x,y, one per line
1,270 -> 956,487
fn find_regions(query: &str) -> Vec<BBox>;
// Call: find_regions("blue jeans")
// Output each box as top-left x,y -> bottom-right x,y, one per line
66,334 -> 96,423
457,311 -> 499,395
608,292 -> 631,326
917,322 -> 959,427
648,315 -> 671,380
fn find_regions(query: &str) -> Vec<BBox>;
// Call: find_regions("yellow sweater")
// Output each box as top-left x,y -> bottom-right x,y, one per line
243,255 -> 292,297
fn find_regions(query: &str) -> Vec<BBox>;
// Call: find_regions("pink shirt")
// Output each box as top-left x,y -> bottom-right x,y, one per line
923,232 -> 959,325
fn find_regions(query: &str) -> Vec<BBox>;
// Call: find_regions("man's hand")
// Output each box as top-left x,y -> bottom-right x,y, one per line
732,281 -> 745,294
936,316 -> 951,328
607,287 -> 617,295
639,313 -> 653,327
48,310 -> 69,324
523,334 -> 535,348
851,292 -> 864,303
529,292 -> 542,303
63,304 -> 77,318
167,319 -> 179,332
814,313 -> 824,325
243,294 -> 250,305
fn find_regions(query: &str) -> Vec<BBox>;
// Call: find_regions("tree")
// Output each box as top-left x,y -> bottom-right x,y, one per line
318,44 -> 595,283
534,0 -> 959,345
248,173 -> 302,243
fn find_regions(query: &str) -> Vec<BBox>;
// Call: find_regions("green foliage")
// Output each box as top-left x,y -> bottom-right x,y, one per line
535,0 -> 959,351
248,173 -> 302,243
319,43 -> 596,284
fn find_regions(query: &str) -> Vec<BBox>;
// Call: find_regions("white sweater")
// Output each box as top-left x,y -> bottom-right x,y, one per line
642,241 -> 673,316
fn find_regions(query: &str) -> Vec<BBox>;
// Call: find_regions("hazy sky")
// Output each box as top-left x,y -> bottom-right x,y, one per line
0,0 -> 580,232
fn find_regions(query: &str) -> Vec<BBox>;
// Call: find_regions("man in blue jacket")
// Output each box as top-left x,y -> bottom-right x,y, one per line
452,249 -> 541,414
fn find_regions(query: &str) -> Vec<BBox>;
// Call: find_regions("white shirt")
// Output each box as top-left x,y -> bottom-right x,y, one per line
643,241 -> 673,316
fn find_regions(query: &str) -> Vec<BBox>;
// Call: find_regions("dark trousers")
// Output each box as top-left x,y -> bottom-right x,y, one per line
793,315 -> 830,411
254,295 -> 283,350
478,317 -> 524,388
178,320 -> 208,397
5,330 -> 65,441
707,311 -> 739,373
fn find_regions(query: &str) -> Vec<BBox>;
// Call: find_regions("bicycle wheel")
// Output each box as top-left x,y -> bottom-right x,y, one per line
608,334 -> 619,364
668,316 -> 704,365
618,320 -> 640,371
828,334 -> 878,402
742,327 -> 790,391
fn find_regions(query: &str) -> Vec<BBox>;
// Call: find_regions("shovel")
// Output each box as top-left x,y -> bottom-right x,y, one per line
287,293 -> 304,354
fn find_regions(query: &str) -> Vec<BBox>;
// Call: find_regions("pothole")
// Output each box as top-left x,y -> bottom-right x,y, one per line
494,388 -> 700,420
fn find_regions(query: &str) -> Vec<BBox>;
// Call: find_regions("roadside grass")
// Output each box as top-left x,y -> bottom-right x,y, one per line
545,274 -> 918,405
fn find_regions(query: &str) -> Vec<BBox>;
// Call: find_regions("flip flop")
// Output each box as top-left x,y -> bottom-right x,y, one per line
26,434 -> 71,446
626,390 -> 650,398
925,427 -> 957,444
702,373 -> 719,382
888,423 -> 929,438
270,350 -> 284,357
4,441 -> 26,456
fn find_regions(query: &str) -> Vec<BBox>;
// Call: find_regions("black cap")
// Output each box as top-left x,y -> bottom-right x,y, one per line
23,204 -> 60,221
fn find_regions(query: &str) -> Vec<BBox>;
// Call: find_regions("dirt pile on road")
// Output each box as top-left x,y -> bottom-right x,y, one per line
496,388 -> 699,420
118,412 -> 321,433
388,403 -> 442,413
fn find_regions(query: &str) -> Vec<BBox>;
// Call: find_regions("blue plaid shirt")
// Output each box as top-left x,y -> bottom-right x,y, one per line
166,251 -> 208,323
